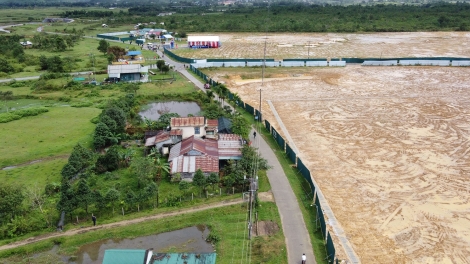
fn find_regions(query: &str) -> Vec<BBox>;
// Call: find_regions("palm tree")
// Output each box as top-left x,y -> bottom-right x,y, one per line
107,132 -> 121,145
144,117 -> 153,131
153,157 -> 170,182
119,148 -> 135,168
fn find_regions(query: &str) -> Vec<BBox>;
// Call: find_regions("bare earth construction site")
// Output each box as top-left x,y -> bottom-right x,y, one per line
184,32 -> 470,263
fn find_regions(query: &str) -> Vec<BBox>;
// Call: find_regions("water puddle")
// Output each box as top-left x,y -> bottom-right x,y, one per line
72,225 -> 212,264
139,101 -> 201,120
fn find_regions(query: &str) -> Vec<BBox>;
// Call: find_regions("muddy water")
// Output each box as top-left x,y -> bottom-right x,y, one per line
139,101 -> 201,120
73,225 -> 212,264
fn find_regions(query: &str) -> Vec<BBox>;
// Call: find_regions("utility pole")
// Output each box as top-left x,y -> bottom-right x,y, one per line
308,41 -> 310,59
259,88 -> 262,122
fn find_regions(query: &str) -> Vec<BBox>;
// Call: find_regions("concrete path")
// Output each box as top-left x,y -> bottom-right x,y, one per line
159,51 -> 317,264
251,129 -> 316,264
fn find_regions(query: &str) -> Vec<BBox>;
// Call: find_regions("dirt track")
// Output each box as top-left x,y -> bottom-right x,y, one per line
215,65 -> 470,263
0,199 -> 244,252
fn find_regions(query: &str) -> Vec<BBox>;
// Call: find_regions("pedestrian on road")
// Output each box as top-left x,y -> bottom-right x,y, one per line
253,131 -> 257,139
92,214 -> 96,226
301,253 -> 306,264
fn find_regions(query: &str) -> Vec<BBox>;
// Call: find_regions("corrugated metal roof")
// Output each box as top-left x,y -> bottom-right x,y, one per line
108,64 -> 142,74
127,51 -> 142,56
169,136 -> 219,174
188,36 -> 220,42
171,117 -> 205,127
145,131 -> 171,146
218,134 -> 242,159
102,249 -> 146,264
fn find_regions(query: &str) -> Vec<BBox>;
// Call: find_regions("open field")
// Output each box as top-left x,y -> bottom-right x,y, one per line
0,106 -> 100,168
173,32 -> 470,59
208,65 -> 470,263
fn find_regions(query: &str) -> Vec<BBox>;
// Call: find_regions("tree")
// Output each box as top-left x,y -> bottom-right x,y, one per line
0,58 -> 14,73
0,185 -> 25,223
0,91 -> 13,112
107,46 -> 126,62
47,56 -> 64,72
54,36 -> 67,51
104,188 -> 120,215
143,182 -> 158,208
62,56 -> 76,72
100,107 -> 126,134
192,169 -> 207,195
231,114 -> 249,138
76,179 -> 92,213
153,156 -> 170,182
161,65 -> 170,74
118,148 -> 135,168
97,39 -> 110,55
130,157 -> 155,188
207,173 -> 219,190
95,145 -> 120,173
57,180 -> 77,221
179,181 -> 190,195
156,60 -> 165,71
124,189 -> 136,211
93,122 -> 110,149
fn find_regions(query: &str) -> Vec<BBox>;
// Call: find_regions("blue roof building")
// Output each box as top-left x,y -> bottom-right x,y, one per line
102,250 -> 217,264
102,249 -> 153,264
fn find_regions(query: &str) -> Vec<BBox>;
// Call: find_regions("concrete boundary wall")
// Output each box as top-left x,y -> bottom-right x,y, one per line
281,61 -> 304,67
329,61 -> 346,67
362,60 -> 398,66
451,61 -> 470,66
399,60 -> 450,66
306,61 -> 328,67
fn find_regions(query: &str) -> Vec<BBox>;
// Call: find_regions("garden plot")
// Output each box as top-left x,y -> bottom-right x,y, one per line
211,66 -> 470,263
174,32 -> 470,60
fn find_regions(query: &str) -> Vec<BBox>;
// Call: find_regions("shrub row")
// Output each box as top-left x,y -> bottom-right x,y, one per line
0,107 -> 49,123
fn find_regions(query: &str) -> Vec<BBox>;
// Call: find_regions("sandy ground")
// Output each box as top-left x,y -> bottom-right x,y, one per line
175,32 -> 470,59
212,65 -> 470,263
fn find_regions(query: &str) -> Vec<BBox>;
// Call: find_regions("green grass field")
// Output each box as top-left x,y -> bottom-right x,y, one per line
0,202 -> 286,264
0,106 -> 100,168
0,156 -> 66,187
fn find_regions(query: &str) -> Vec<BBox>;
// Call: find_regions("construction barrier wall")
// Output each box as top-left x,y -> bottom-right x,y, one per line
245,103 -> 255,116
286,143 -> 297,164
185,55 -> 470,264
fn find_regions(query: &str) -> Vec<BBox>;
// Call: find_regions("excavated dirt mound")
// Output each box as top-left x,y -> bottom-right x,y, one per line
215,65 -> 470,263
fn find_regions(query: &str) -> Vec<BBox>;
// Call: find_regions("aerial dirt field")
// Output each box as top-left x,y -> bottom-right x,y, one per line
174,32 -> 470,59
207,65 -> 470,264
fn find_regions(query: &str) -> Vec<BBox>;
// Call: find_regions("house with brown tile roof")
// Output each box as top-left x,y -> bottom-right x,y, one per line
168,136 -> 219,179
170,116 -> 218,140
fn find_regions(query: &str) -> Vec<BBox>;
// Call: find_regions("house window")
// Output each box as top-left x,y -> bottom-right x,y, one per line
195,127 -> 200,134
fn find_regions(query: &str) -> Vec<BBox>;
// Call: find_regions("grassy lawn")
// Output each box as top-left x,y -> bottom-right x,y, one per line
0,202 -> 286,264
0,106 -> 100,168
0,157 -> 66,187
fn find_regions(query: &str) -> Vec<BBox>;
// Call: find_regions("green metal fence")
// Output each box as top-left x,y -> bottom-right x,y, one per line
286,143 -> 297,164
326,232 -> 336,263
245,103 -> 255,116
271,127 -> 285,151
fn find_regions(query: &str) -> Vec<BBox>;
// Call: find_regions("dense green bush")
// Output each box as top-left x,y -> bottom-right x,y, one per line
0,107 -> 49,123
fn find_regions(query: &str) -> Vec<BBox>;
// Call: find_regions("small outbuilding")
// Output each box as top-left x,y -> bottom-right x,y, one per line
107,64 -> 148,82
188,36 -> 220,48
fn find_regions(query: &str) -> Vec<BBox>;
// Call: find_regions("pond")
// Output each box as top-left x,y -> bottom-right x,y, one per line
139,101 -> 201,120
73,225 -> 213,264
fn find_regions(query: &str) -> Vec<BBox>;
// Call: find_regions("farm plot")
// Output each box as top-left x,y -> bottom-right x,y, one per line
210,66 -> 470,263
173,32 -> 470,60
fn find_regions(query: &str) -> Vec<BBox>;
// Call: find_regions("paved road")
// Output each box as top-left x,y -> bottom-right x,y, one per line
250,129 -> 316,264
158,51 -> 316,264
0,72 -> 93,83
